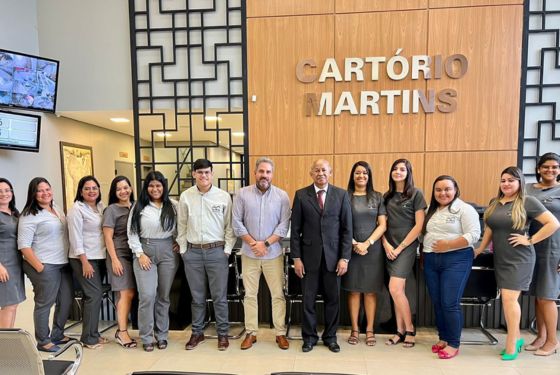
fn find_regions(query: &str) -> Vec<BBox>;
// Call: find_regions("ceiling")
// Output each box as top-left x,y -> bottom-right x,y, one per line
60,109 -> 245,150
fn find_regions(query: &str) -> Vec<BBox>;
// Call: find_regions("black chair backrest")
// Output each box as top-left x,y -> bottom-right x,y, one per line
227,252 -> 243,297
463,252 -> 497,300
284,255 -> 324,297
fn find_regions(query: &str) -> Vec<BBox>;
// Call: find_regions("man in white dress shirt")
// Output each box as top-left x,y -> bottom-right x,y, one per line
177,159 -> 236,351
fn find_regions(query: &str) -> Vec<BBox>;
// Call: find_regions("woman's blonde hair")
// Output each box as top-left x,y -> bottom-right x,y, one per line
483,166 -> 527,231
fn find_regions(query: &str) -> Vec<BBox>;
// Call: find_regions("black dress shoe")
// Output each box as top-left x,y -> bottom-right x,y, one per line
326,342 -> 340,353
302,342 -> 314,352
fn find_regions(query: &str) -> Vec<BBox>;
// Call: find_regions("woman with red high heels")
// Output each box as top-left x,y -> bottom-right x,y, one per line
422,175 -> 480,359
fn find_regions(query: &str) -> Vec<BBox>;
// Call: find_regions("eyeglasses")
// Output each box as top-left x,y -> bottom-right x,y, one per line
0,189 -> 12,194
83,187 -> 99,192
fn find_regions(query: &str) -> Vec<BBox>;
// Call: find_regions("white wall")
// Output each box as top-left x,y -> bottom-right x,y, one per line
0,0 -> 136,210
36,0 -> 131,112
0,0 -> 39,54
0,114 -> 135,211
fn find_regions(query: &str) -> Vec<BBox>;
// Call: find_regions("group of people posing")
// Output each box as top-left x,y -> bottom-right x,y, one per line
0,153 -> 559,362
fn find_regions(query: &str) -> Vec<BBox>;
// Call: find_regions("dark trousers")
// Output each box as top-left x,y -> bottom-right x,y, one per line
424,247 -> 473,348
23,262 -> 73,346
69,259 -> 104,345
183,247 -> 229,336
301,255 -> 340,345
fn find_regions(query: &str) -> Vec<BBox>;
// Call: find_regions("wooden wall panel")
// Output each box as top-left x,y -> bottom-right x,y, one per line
247,0 -> 334,18
334,11 -> 428,154
336,0 -> 427,13
425,6 -> 523,152
424,151 -> 517,205
333,153 -> 425,196
429,0 -> 523,8
249,155 -> 335,203
247,15 -> 335,156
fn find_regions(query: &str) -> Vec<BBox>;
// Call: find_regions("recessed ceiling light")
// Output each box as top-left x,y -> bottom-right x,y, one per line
110,117 -> 130,123
232,132 -> 244,137
205,115 -> 222,122
156,132 -> 172,137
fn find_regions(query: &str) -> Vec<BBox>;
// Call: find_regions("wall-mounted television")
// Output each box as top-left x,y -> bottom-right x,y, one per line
0,110 -> 41,152
0,49 -> 59,113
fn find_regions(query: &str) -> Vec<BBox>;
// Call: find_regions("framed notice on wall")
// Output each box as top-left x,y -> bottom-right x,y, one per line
59,142 -> 94,213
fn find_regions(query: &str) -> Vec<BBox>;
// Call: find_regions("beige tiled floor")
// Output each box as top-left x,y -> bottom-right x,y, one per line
14,289 -> 559,375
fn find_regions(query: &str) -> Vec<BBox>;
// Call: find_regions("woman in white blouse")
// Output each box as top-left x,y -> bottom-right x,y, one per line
127,171 -> 179,352
67,175 -> 107,349
422,175 -> 481,359
18,177 -> 73,352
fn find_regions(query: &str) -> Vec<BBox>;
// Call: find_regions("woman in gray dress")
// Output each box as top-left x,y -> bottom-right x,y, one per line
342,161 -> 387,346
382,159 -> 426,348
0,178 -> 25,328
103,176 -> 137,349
475,166 -> 559,360
525,153 -> 560,356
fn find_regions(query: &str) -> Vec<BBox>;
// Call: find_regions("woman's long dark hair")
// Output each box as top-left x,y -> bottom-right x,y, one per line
384,158 -> 415,204
422,175 -> 460,234
108,176 -> 135,205
130,171 -> 175,234
535,152 -> 560,182
21,177 -> 52,216
347,161 -> 380,206
0,177 -> 19,217
73,175 -> 102,204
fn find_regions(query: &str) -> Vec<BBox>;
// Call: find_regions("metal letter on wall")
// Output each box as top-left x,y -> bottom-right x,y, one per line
128,0 -> 248,197
519,0 -> 560,179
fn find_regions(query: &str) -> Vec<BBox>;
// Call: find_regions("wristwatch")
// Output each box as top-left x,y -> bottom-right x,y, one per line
264,240 -> 271,248
368,239 -> 374,246
341,258 -> 349,263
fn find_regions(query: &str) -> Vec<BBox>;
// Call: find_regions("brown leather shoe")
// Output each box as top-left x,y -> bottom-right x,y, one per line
185,333 -> 205,350
240,334 -> 256,350
218,335 -> 229,351
276,335 -> 289,350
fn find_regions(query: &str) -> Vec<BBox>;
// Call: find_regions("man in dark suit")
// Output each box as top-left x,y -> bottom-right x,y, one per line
290,159 -> 352,353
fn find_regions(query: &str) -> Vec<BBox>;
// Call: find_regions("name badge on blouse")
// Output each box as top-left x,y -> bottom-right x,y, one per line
445,216 -> 459,224
212,204 -> 224,214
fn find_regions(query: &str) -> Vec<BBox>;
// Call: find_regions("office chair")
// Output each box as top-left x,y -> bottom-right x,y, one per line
460,251 -> 499,345
0,328 -> 82,375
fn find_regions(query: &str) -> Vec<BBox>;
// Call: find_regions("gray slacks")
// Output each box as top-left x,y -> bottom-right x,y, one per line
23,262 -> 73,346
133,238 -> 179,344
69,258 -> 104,345
183,247 -> 229,336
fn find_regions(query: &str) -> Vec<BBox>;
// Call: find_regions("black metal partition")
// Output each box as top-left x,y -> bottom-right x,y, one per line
128,0 -> 249,197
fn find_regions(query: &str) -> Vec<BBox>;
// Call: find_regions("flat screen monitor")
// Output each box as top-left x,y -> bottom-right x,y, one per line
0,110 -> 41,152
0,49 -> 59,113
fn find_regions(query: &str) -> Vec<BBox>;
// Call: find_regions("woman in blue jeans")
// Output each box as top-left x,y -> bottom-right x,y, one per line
422,175 -> 481,359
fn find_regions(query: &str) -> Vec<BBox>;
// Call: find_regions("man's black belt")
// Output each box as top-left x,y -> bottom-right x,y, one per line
187,241 -> 225,249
